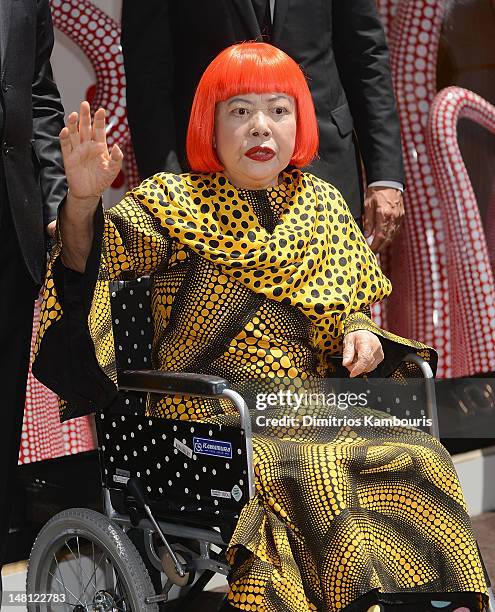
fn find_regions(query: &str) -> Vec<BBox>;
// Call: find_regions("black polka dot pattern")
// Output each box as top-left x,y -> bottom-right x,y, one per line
33,170 -> 487,612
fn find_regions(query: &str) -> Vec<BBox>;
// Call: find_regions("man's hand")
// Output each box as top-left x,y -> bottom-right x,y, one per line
46,220 -> 57,239
342,330 -> 384,377
363,186 -> 404,253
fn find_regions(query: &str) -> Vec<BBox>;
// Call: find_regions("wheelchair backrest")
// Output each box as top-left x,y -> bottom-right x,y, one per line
96,276 -> 250,535
110,276 -> 153,414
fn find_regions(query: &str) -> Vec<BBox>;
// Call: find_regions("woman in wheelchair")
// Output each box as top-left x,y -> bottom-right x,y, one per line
34,43 -> 489,612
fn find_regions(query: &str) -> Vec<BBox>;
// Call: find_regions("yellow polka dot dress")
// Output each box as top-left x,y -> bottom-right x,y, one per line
33,170 -> 489,611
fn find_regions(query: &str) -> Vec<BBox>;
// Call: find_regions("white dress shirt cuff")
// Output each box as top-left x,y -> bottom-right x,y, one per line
368,180 -> 404,192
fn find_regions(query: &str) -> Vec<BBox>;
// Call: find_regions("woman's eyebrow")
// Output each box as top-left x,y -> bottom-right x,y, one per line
227,95 -> 292,106
267,95 -> 292,102
227,97 -> 254,106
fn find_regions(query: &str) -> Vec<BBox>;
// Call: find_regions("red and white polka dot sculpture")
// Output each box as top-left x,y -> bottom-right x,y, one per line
19,301 -> 94,463
20,0 -> 138,464
375,0 -> 400,39
427,87 -> 495,377
50,0 -> 139,186
383,0 -> 452,376
377,0 -> 495,377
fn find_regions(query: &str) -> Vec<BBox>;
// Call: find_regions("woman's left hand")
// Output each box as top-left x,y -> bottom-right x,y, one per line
342,330 -> 384,377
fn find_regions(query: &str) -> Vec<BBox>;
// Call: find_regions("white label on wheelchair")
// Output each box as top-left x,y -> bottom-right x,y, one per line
231,485 -> 243,502
193,437 -> 233,459
211,489 -> 232,499
113,468 -> 131,484
174,438 -> 193,458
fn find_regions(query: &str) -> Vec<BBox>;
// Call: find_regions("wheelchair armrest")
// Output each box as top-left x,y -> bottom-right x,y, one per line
402,353 -> 439,439
402,353 -> 434,379
118,370 -> 229,397
330,352 -> 439,439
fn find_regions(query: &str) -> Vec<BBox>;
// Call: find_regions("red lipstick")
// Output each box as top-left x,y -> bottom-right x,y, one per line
244,146 -> 275,161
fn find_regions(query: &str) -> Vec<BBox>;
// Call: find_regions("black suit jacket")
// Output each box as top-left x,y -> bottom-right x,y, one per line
0,0 -> 66,286
121,0 -> 405,218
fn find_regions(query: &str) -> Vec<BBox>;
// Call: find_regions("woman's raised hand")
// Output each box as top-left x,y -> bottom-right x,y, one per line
60,101 -> 123,203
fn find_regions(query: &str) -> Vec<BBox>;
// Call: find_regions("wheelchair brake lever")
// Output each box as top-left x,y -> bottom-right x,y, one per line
127,477 -> 186,577
127,477 -> 148,508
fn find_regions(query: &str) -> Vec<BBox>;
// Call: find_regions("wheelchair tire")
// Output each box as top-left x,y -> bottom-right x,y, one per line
26,507 -> 159,612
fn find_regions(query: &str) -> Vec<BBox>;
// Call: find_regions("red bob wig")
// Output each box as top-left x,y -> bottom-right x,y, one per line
186,42 -> 319,172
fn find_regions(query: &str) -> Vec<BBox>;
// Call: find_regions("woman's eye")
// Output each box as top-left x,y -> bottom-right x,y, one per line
273,107 -> 289,115
233,108 -> 249,116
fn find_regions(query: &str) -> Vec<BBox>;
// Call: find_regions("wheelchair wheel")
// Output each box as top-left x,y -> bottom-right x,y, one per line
26,508 -> 158,611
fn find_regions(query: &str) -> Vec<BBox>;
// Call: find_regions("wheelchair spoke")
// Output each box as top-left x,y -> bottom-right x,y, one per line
47,569 -> 80,607
102,556 -> 113,588
52,552 -> 67,596
76,536 -> 84,595
52,552 -> 84,606
63,537 -> 87,597
79,549 -> 106,602
112,572 -> 130,611
47,538 -> 132,611
98,559 -> 130,611
92,540 -> 98,594
110,595 -> 128,611
30,513 -> 145,612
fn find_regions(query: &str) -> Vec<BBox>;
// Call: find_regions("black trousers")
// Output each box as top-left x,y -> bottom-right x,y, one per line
0,170 -> 38,567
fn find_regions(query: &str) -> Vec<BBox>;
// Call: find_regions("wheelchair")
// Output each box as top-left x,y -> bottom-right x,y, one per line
26,277 -> 495,612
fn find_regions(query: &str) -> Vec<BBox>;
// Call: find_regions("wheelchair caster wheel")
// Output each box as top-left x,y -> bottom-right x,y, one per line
160,548 -> 195,586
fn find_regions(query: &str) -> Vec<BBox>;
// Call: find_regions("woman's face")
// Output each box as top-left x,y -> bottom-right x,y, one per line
214,92 -> 297,189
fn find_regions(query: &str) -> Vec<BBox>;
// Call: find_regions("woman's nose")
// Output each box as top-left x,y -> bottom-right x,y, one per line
250,113 -> 271,138
250,125 -> 271,137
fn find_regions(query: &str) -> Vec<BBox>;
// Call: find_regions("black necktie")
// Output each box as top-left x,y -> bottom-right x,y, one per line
251,0 -> 272,35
